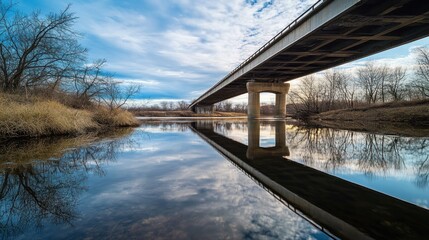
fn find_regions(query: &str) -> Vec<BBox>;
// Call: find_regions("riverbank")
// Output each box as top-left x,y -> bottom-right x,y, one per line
309,99 -> 429,136
0,94 -> 139,138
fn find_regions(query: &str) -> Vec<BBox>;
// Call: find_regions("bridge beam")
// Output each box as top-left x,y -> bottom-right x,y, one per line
246,82 -> 290,119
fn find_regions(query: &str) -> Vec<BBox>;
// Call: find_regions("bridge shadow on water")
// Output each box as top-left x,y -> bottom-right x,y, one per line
190,120 -> 429,240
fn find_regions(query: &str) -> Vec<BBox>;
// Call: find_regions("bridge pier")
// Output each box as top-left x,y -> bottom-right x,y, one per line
192,105 -> 215,114
246,82 -> 290,119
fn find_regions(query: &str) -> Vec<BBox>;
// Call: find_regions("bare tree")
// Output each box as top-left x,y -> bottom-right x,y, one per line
386,66 -> 407,101
338,70 -> 357,108
233,102 -> 247,113
356,62 -> 385,104
323,69 -> 340,110
168,101 -> 175,110
100,80 -> 140,110
0,4 -> 86,92
289,75 -> 324,117
216,100 -> 233,112
71,59 -> 109,106
159,101 -> 169,110
322,69 -> 357,109
414,47 -> 429,97
177,100 -> 188,110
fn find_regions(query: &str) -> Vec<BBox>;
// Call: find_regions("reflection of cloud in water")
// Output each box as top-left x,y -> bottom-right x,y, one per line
61,127 -> 326,239
121,146 -> 159,152
10,122 -> 328,239
153,156 -> 324,239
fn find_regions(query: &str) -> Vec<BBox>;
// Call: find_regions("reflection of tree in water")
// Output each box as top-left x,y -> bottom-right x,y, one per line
416,156 -> 429,188
214,121 -> 247,134
358,135 -> 404,176
288,127 -> 356,170
0,129 -> 134,239
405,139 -> 429,187
287,125 -> 429,187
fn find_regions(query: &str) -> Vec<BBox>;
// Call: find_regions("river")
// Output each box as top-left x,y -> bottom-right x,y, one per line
1,120 -> 428,239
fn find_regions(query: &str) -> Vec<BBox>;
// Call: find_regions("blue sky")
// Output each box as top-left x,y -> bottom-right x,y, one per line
19,0 -> 429,106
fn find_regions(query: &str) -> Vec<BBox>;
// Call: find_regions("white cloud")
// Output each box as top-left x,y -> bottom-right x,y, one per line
117,78 -> 161,87
154,0 -> 318,72
75,2 -> 150,54
63,0 -> 319,99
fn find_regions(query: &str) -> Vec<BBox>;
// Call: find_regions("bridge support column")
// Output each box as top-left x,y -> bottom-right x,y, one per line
248,92 -> 260,119
275,93 -> 286,118
246,82 -> 290,119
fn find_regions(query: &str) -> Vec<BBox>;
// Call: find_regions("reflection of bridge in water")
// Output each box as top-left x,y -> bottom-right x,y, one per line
190,121 -> 429,240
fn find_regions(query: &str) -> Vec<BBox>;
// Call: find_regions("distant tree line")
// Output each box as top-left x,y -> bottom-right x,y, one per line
289,47 -> 429,118
130,100 -> 250,113
0,3 -> 138,109
215,101 -> 247,113
131,100 -> 190,111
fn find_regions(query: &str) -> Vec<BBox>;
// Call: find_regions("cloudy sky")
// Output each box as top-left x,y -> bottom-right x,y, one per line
20,0 -> 429,105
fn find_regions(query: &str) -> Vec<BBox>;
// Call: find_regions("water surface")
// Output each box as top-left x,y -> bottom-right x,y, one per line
1,120 -> 428,239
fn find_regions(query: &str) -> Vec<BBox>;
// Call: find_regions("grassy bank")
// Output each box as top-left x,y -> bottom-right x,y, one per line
131,109 -> 247,118
311,99 -> 429,124
309,99 -> 429,136
0,94 -> 139,138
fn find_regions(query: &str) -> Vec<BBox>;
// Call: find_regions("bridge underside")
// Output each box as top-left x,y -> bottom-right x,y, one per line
190,0 -> 429,108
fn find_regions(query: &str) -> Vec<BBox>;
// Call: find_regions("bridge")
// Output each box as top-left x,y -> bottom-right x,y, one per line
190,121 -> 429,239
189,0 -> 429,118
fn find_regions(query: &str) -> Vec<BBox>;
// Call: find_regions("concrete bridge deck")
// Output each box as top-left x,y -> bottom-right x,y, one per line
189,0 -> 429,110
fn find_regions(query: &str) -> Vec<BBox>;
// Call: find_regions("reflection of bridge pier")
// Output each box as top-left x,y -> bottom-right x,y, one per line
247,120 -> 289,160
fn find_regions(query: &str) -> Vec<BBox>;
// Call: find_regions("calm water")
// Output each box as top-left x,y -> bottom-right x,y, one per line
1,120 -> 428,239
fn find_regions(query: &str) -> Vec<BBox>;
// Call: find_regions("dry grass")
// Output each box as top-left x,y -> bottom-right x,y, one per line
0,94 -> 97,137
0,93 -> 139,138
310,100 -> 429,136
313,101 -> 429,124
93,107 -> 139,127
